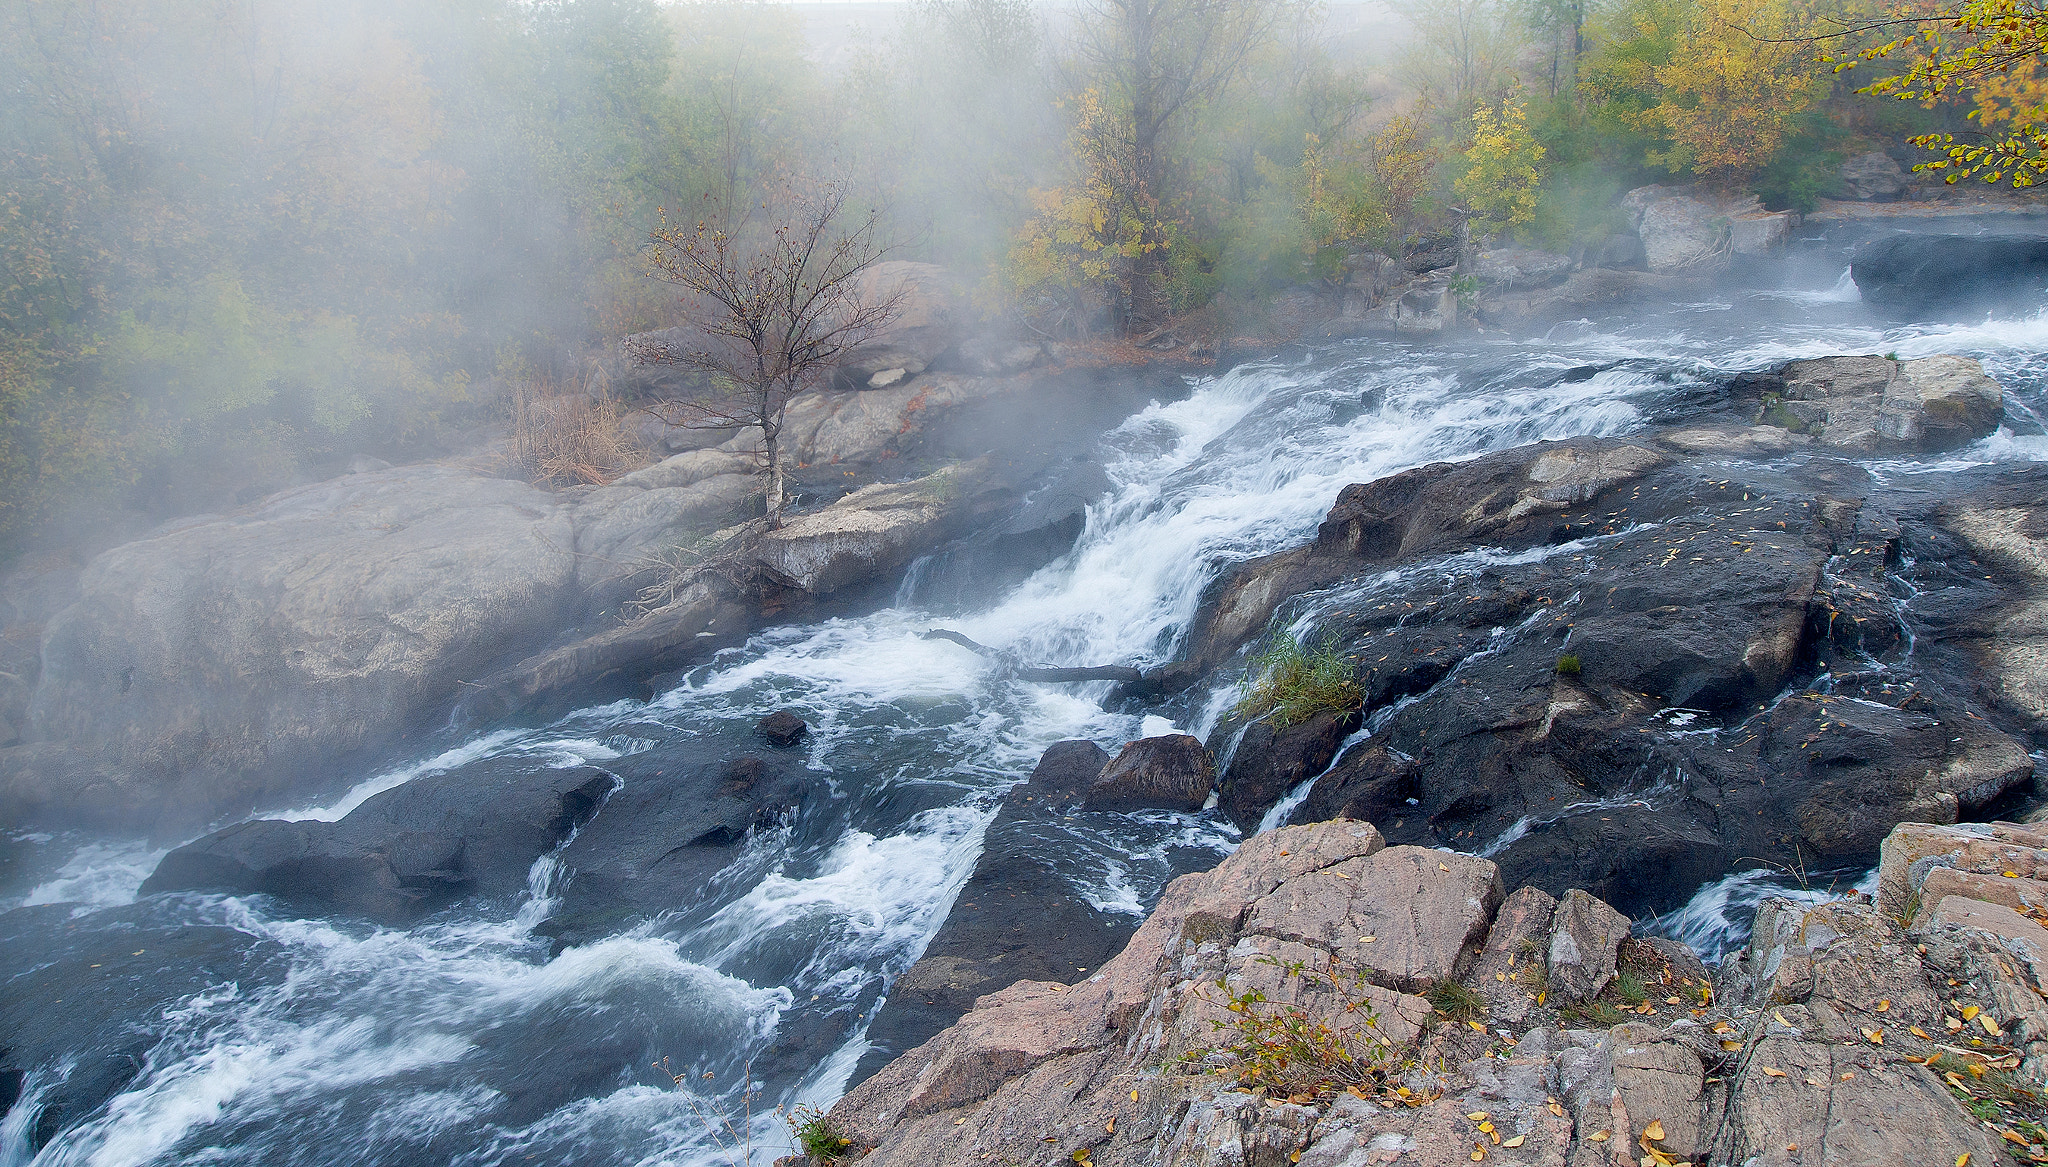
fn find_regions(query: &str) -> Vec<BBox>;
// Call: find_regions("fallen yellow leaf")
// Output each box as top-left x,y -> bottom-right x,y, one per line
1862,1028 -> 1885,1045
1720,1039 -> 1743,1051
1503,1135 -> 1527,1148
1963,1005 -> 1981,1021
1876,999 -> 1891,1012
1665,996 -> 1681,1005
1469,1020 -> 1488,1032
1774,1009 -> 1792,1026
1958,1153 -> 1971,1167
1440,862 -> 1451,871
1359,936 -> 1376,944
1131,1090 -> 1140,1102
1106,1119 -> 1115,1134
1643,1120 -> 1666,1141
1468,1112 -> 1490,1121
1588,1130 -> 1611,1142
1911,1026 -> 1932,1039
1761,1067 -> 1788,1077
1981,1014 -> 2004,1036
1332,871 -> 1350,880
1547,1102 -> 1565,1118
1289,1153 -> 1300,1165
1479,1121 -> 1494,1133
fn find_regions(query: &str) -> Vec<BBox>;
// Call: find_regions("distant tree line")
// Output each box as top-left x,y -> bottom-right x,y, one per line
0,0 -> 2024,556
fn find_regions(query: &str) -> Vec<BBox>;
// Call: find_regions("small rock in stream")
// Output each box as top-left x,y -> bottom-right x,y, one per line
757,709 -> 809,748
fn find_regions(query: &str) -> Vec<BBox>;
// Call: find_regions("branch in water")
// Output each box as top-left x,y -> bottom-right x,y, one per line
921,630 -> 1142,684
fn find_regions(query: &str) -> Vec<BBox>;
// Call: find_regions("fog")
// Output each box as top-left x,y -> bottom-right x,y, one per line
4,0 -> 1968,561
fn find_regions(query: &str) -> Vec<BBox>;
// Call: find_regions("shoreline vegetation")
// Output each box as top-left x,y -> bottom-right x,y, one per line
4,0 -> 2046,568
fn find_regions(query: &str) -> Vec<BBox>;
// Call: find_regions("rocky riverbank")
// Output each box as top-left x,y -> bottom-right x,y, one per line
808,818 -> 2048,1167
0,342 -> 1200,834
844,349 -> 2041,1077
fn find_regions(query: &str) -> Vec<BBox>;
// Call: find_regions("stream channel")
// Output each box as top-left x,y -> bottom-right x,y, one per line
6,233 -> 2048,1166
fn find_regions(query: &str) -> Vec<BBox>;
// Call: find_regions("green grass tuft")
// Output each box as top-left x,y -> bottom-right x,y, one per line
1554,653 -> 1582,677
1426,980 -> 1488,1023
1235,635 -> 1363,729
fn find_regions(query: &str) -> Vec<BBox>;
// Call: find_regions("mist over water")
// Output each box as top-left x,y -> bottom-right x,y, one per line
6,261 -> 2048,1166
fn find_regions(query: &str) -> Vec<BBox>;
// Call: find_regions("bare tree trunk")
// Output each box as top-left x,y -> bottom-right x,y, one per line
763,424 -> 786,525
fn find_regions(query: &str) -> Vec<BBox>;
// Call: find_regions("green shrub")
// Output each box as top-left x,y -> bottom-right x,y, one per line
1554,653 -> 1582,677
1235,635 -> 1362,729
1182,954 -> 1400,1096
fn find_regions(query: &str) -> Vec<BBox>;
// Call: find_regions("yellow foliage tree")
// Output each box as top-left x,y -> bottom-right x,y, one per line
1455,97 -> 1547,233
1836,0 -> 2048,185
1005,88 -> 1168,334
1651,0 -> 1833,180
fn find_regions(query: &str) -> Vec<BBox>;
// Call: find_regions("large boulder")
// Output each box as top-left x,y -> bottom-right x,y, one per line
1472,247 -> 1574,289
1640,195 -> 1729,271
1836,150 -> 1908,200
1753,353 -> 2006,453
7,466 -> 583,831
1853,232 -> 2048,317
827,827 -> 1659,1167
753,459 -> 1012,594
837,262 -> 975,385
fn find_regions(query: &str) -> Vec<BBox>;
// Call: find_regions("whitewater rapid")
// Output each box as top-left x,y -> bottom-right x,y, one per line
7,266 -> 2048,1167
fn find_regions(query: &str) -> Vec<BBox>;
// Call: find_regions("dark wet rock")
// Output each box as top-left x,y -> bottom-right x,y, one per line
141,762 -> 618,924
852,738 -> 1128,1085
533,748 -> 808,950
1018,739 -> 1112,805
1084,734 -> 1215,813
1165,435 -> 2041,920
757,710 -> 809,748
1853,232 -> 2048,317
1216,710 -> 1358,829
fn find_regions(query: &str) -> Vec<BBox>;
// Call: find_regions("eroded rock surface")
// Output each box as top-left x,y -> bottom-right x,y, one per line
812,821 -> 2048,1167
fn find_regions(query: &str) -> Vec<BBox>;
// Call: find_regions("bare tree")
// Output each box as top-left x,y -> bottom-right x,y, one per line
635,177 -> 901,523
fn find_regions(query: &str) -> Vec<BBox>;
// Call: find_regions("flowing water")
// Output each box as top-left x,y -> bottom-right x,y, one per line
6,246 -> 2048,1166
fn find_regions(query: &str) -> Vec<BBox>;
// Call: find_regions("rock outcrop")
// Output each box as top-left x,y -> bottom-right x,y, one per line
1161,398 -> 2038,919
1853,233 -> 2048,317
142,761 -> 618,924
815,820 -> 2048,1167
1743,354 -> 2006,454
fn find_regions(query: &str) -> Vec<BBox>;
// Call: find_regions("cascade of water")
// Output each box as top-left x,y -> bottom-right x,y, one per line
10,266 -> 2048,1166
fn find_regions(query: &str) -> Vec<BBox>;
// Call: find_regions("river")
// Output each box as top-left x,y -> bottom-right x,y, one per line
5,240 -> 2048,1166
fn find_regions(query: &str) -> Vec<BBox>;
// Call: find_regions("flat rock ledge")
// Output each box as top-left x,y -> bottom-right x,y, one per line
805,819 -> 2048,1167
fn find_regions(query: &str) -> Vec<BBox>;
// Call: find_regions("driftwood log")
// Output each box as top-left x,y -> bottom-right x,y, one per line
922,630 -> 1142,684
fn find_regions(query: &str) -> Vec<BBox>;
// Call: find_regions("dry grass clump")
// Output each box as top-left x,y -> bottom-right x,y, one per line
508,367 -> 644,488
